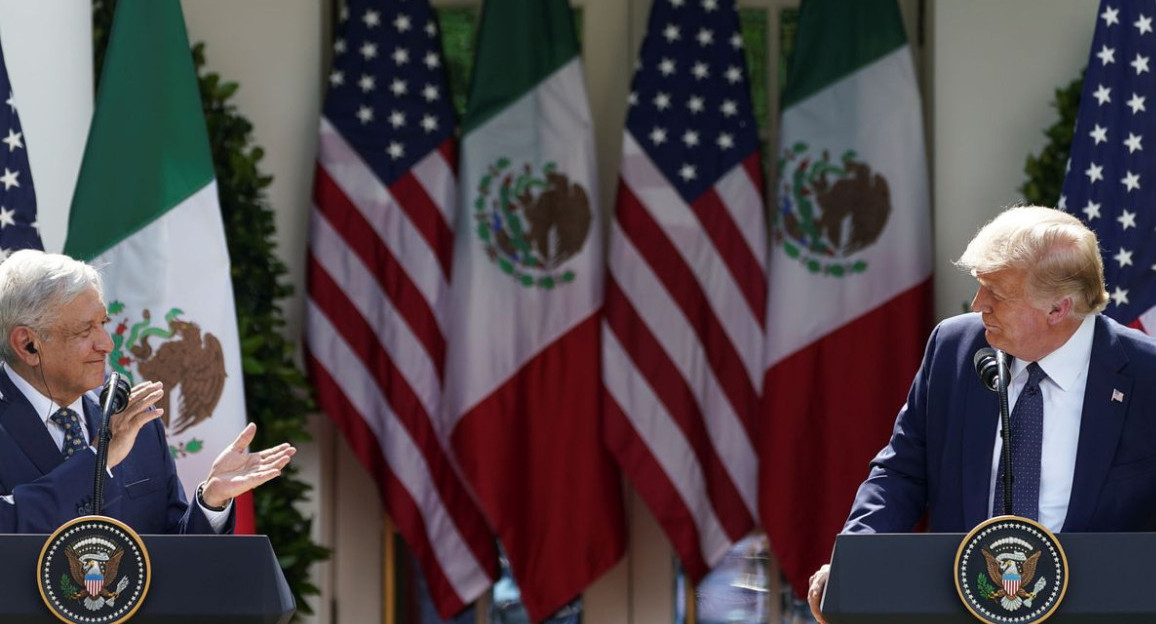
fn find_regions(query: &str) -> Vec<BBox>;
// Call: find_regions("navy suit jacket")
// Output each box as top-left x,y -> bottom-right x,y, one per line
844,312 -> 1156,534
0,368 -> 232,534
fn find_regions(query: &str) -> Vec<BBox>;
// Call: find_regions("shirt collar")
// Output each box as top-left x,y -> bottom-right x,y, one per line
1011,313 -> 1096,391
3,363 -> 87,426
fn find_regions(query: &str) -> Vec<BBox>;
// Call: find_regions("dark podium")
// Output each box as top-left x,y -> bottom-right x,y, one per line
822,532 -> 1156,623
5,534 -> 294,623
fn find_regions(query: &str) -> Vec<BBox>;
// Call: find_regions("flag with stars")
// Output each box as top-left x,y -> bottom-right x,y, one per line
445,0 -> 625,619
761,0 -> 933,601
601,0 -> 764,582
305,0 -> 498,617
1060,0 -> 1156,330
0,36 -> 42,256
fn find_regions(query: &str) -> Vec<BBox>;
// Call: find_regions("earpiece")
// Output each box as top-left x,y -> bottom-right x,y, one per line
24,342 -> 35,354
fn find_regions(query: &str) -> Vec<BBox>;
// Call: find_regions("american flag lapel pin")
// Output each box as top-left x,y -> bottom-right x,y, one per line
1112,389 -> 1125,403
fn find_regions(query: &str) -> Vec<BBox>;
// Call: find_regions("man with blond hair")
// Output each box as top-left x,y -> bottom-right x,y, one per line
808,205 -> 1156,621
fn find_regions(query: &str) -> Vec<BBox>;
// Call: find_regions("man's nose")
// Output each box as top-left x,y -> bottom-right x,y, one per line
970,290 -> 987,313
95,328 -> 114,353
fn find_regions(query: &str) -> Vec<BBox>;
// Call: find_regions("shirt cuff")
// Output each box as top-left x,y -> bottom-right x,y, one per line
200,499 -> 232,534
196,482 -> 233,534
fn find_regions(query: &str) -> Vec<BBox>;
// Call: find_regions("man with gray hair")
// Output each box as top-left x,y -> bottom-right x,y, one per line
808,205 -> 1156,621
0,249 -> 293,534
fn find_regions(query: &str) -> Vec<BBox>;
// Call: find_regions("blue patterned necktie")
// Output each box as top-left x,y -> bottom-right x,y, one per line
993,362 -> 1047,519
50,407 -> 88,459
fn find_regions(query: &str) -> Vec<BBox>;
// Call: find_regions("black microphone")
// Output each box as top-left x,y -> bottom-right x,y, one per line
973,347 -> 1000,392
99,373 -> 130,415
92,372 -> 130,516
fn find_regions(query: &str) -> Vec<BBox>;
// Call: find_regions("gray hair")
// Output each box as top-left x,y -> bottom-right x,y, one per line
955,205 -> 1108,316
0,250 -> 104,363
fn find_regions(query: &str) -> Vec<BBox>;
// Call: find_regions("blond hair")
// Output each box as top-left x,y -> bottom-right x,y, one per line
955,205 -> 1108,315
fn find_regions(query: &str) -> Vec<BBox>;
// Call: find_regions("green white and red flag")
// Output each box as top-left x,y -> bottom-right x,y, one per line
444,0 -> 626,618
761,0 -> 933,599
65,0 -> 253,532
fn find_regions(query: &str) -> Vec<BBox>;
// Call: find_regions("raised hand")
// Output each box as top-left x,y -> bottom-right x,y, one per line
199,423 -> 295,508
106,381 -> 165,469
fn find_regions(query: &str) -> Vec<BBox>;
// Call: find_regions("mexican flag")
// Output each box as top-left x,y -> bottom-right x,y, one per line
760,0 -> 933,600
64,0 -> 252,531
444,0 -> 625,618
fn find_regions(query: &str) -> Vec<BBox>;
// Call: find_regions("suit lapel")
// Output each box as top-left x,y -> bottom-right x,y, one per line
0,367 -> 65,475
1063,316 -> 1131,532
82,394 -> 101,441
962,367 -> 999,527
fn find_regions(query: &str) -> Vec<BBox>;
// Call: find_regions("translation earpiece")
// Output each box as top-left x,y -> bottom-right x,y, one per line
24,343 -> 36,354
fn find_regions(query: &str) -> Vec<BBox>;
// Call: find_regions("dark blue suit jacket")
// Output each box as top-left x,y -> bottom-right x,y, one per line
844,313 -> 1156,534
0,368 -> 232,533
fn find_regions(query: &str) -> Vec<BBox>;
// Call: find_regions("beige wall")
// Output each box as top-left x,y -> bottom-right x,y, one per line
0,0 -> 91,252
930,0 -> 1096,320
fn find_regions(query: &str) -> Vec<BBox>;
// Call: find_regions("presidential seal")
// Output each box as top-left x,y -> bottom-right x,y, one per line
955,516 -> 1068,624
38,516 -> 151,624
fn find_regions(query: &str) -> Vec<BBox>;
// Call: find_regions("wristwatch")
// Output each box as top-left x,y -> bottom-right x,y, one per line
196,482 -> 229,512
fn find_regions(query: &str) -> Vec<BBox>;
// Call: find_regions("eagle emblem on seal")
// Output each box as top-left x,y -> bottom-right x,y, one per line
64,544 -> 129,610
38,516 -> 152,623
981,548 -> 1047,611
955,517 -> 1067,624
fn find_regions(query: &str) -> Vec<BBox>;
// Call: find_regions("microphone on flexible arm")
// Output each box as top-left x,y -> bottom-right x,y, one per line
973,347 -> 1000,392
974,347 -> 1013,516
92,372 -> 131,516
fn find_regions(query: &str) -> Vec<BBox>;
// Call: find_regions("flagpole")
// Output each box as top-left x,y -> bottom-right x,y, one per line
383,514 -> 396,624
685,577 -> 697,624
475,591 -> 489,624
767,550 -> 784,623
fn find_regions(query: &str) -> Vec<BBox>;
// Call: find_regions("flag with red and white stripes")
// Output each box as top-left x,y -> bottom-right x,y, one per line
304,0 -> 497,617
602,0 -> 765,582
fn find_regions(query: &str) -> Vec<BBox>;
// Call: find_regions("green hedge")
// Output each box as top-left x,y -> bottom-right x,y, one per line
1021,75 -> 1083,207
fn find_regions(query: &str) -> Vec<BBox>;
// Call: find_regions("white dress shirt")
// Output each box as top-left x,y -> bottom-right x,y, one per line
988,313 -> 1095,531
5,365 -> 92,451
2,365 -> 230,532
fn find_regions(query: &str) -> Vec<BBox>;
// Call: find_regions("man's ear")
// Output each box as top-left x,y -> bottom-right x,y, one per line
9,326 -> 38,366
1047,297 -> 1074,325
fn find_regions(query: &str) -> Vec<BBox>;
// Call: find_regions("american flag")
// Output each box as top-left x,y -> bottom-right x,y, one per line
602,0 -> 765,581
305,0 -> 496,617
1061,0 -> 1156,329
0,37 -> 42,256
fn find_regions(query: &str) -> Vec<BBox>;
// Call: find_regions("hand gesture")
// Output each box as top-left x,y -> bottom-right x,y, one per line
106,381 -> 165,469
199,423 -> 295,508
